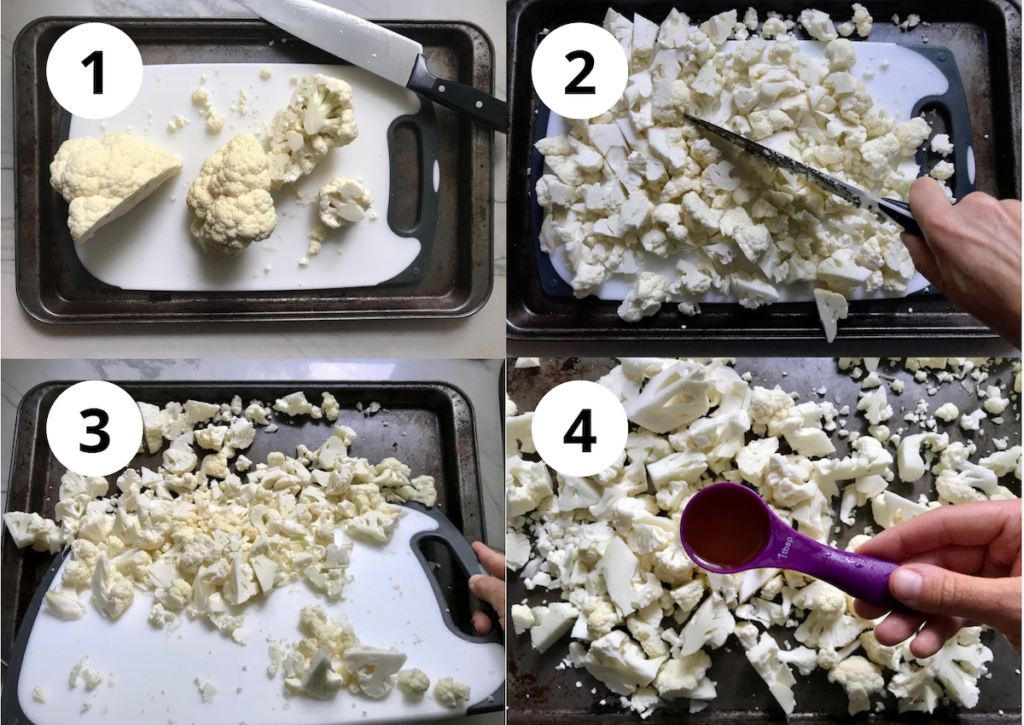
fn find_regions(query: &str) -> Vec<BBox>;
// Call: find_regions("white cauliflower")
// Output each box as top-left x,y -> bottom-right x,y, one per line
50,134 -> 182,243
318,178 -> 372,228
186,133 -> 277,256
268,74 -> 358,186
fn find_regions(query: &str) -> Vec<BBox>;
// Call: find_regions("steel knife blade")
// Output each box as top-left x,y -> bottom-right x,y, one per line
236,0 -> 506,132
684,114 -> 921,236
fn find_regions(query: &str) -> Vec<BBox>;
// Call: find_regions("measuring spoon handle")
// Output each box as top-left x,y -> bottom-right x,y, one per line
806,547 -> 901,610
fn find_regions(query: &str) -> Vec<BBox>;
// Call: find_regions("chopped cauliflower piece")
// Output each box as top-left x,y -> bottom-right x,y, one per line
318,177 -> 372,228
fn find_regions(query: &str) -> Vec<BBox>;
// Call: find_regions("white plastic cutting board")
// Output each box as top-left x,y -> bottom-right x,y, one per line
16,508 -> 504,725
543,41 -> 960,303
68,63 -> 434,291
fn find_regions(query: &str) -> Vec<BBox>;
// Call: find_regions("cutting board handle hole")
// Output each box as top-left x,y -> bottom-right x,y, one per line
416,537 -> 478,638
390,123 -> 423,233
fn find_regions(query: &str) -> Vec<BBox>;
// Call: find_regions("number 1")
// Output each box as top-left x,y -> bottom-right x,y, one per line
82,50 -> 103,94
564,409 -> 597,452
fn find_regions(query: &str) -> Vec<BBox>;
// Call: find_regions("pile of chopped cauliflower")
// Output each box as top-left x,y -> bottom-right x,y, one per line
3,390 -> 471,707
534,6 -> 953,340
507,358 -> 1020,718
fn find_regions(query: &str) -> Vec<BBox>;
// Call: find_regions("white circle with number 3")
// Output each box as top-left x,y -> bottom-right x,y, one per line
46,381 -> 143,477
46,22 -> 143,119
531,380 -> 628,477
531,22 -> 628,120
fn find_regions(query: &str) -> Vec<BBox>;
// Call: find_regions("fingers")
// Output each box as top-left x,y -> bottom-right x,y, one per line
900,232 -> 946,294
853,599 -> 888,622
901,545 -> 988,577
888,564 -> 1023,633
469,573 -> 506,611
472,609 -> 493,636
854,500 -> 1020,564
909,615 -> 968,659
873,610 -> 927,646
907,176 -> 954,245
472,541 -> 506,580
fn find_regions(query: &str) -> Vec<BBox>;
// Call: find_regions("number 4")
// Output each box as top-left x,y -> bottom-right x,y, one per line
82,50 -> 103,94
564,409 -> 597,452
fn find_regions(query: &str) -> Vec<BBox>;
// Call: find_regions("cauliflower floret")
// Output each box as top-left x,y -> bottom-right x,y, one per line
50,134 -> 183,244
618,272 -> 670,323
829,655 -> 885,714
930,160 -> 955,181
799,9 -> 838,42
894,118 -> 931,156
930,133 -> 954,156
396,668 -> 430,697
3,511 -> 65,553
186,133 -> 277,256
814,288 -> 849,343
433,676 -> 471,709
318,178 -> 372,228
91,556 -> 135,620
268,74 -> 358,186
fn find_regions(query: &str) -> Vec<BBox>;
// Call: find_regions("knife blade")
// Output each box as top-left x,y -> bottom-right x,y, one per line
236,0 -> 506,132
684,114 -> 922,237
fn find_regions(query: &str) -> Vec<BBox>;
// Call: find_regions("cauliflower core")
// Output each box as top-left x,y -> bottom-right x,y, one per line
318,178 -> 373,228
269,74 -> 358,187
50,134 -> 183,244
187,133 -> 277,256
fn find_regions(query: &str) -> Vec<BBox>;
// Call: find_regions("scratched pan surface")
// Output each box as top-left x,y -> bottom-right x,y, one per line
506,358 -> 1022,724
507,0 -> 1022,351
0,381 -> 501,718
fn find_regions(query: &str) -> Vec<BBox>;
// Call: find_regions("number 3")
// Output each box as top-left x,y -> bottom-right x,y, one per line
564,409 -> 598,452
80,408 -> 110,453
564,50 -> 596,95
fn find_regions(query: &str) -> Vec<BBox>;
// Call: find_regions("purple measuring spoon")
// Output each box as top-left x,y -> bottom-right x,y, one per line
679,482 -> 901,610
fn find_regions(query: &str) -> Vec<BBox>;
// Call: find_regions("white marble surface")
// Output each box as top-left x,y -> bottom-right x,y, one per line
0,358 -> 505,725
0,0 -> 506,358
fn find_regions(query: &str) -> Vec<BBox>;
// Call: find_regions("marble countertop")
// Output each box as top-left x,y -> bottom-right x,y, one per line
0,0 -> 506,358
0,358 -> 505,725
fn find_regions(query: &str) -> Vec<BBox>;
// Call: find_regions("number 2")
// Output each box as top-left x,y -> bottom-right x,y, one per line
564,50 -> 596,95
82,50 -> 103,94
80,408 -> 110,453
564,409 -> 597,452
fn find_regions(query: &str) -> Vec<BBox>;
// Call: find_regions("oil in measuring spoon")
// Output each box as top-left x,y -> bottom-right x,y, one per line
685,485 -> 771,569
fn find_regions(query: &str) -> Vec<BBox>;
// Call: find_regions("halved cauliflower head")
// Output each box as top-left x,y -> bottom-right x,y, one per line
186,133 -> 277,257
50,133 -> 182,244
318,178 -> 372,228
269,74 -> 358,187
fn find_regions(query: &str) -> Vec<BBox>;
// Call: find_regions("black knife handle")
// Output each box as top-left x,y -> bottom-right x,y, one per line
877,198 -> 924,238
408,54 -> 506,133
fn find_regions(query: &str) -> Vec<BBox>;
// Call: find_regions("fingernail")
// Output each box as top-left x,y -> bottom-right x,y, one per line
892,569 -> 923,600
468,575 -> 481,588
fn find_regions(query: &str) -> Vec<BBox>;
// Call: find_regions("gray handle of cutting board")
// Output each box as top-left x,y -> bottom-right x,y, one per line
909,45 -> 976,203
2,546 -> 68,725
405,501 -> 505,714
382,101 -> 440,285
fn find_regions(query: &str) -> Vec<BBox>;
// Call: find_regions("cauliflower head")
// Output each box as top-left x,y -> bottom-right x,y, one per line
269,74 -> 358,187
186,133 -> 277,256
50,133 -> 182,244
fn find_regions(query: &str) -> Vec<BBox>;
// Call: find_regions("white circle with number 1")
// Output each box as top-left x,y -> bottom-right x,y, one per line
46,381 -> 143,477
531,22 -> 629,120
532,380 -> 628,477
45,22 -> 143,119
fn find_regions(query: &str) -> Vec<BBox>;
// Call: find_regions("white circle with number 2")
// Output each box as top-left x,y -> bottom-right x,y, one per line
531,22 -> 628,120
46,381 -> 143,477
532,380 -> 628,477
46,22 -> 143,119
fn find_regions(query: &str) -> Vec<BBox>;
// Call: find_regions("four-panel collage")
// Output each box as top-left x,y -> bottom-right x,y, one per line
0,1 -> 1021,724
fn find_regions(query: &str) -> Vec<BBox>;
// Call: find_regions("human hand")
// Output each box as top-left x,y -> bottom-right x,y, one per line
853,500 -> 1021,659
901,177 -> 1022,348
468,541 -> 506,635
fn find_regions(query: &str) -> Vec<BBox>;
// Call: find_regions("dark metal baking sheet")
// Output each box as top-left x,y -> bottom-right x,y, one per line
506,357 -> 1023,723
0,380 -> 495,710
506,1 -> 1022,353
15,18 -> 495,323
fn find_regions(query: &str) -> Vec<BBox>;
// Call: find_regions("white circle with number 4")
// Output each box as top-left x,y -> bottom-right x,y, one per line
46,22 -> 143,119
531,380 -> 628,477
531,22 -> 628,120
46,381 -> 143,477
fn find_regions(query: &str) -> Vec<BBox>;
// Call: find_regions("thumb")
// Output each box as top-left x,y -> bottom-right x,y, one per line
469,574 -> 506,610
890,564 -> 1022,633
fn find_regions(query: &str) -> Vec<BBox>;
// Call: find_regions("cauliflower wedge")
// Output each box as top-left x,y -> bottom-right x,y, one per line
318,178 -> 372,228
269,74 -> 358,187
50,133 -> 182,244
186,133 -> 277,257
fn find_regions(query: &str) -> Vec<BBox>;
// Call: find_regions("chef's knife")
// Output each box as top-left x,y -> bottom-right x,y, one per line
684,114 -> 923,237
236,0 -> 506,132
